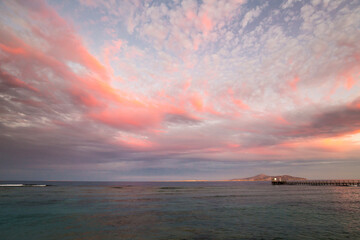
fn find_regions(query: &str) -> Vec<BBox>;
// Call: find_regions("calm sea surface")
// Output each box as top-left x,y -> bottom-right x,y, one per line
0,181 -> 359,240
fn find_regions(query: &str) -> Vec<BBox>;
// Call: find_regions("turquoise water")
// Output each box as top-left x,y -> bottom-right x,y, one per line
1,181 -> 359,240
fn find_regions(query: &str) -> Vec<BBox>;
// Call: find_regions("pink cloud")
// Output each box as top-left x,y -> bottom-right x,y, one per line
88,106 -> 163,131
200,13 -> 213,35
190,92 -> 204,111
289,77 -> 300,91
227,88 -> 250,110
0,43 -> 27,55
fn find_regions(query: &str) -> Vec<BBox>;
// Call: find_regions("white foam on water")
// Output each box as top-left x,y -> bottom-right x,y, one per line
0,184 -> 47,187
0,184 -> 25,187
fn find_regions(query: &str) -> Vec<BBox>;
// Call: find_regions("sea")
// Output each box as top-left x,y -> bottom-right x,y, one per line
0,181 -> 359,240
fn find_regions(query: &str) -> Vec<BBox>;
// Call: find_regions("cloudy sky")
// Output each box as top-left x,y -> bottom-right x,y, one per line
0,0 -> 359,181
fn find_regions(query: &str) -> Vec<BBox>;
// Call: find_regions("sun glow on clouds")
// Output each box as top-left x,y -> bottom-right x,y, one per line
0,0 -> 360,180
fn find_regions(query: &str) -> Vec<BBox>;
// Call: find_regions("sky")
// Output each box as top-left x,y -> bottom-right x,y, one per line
0,0 -> 359,181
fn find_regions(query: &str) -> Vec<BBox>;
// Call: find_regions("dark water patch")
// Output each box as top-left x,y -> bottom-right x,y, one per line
113,197 -> 165,203
111,185 -> 133,189
159,187 -> 185,190
15,199 -> 62,206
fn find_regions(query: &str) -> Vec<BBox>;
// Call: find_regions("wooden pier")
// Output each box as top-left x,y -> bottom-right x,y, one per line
272,179 -> 360,186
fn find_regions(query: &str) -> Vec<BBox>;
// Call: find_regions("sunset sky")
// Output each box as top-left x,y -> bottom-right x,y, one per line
0,0 -> 359,181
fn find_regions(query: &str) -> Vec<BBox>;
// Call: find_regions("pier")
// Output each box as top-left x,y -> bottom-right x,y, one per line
272,179 -> 360,186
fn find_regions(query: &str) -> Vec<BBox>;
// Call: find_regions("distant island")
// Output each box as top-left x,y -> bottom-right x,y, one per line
230,174 -> 306,181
